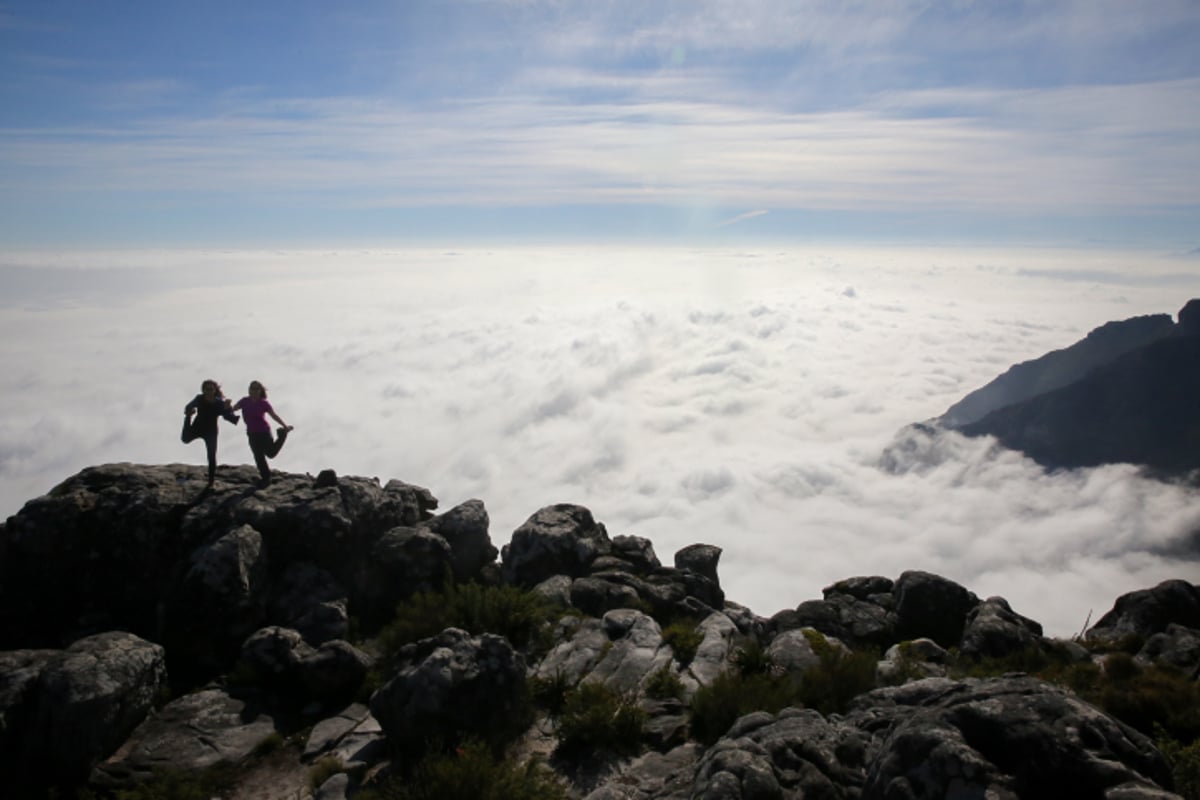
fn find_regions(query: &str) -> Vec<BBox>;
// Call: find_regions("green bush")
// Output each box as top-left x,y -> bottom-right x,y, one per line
361,740 -> 567,800
1156,726 -> 1200,800
644,663 -> 685,700
949,643 -> 1200,742
378,581 -> 559,668
662,621 -> 704,667
111,764 -> 238,800
556,682 -> 646,757
731,639 -> 776,676
689,669 -> 803,745
529,669 -> 574,715
796,648 -> 879,715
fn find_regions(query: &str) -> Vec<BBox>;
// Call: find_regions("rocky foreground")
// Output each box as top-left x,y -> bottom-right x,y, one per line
1,463 -> 1198,799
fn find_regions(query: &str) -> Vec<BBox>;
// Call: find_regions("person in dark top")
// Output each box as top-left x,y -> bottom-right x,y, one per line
232,380 -> 293,488
182,379 -> 239,486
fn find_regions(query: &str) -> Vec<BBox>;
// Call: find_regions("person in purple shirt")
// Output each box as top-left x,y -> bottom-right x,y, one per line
233,380 -> 293,487
182,378 -> 239,487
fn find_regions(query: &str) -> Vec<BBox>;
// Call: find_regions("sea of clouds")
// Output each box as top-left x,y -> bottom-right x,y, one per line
1,245 -> 1197,635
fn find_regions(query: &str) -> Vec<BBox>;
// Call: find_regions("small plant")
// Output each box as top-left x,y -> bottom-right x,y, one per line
796,648 -> 879,715
731,638 -> 776,676
362,739 -> 568,800
556,681 -> 647,757
309,755 -> 345,791
662,621 -> 704,667
688,670 -> 803,745
252,731 -> 287,757
111,764 -> 238,800
378,581 -> 560,669
529,669 -> 574,715
644,663 -> 685,700
1156,725 -> 1200,800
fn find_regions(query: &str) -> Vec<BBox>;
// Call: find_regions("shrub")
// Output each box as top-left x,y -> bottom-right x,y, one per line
378,582 -> 559,668
949,643 -> 1200,742
644,663 -> 685,701
253,731 -> 287,757
1156,726 -> 1200,800
111,765 -> 238,800
731,639 -> 776,676
361,739 -> 567,800
309,756 -> 345,791
556,682 -> 646,757
662,621 -> 704,667
529,669 -> 574,715
688,670 -> 803,746
796,648 -> 879,715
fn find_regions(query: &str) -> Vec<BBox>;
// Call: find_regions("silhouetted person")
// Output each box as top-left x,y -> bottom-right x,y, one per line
182,379 -> 239,486
233,380 -> 293,487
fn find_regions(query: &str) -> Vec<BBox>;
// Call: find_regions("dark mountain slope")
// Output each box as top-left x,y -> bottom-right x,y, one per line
939,313 -> 1177,429
959,334 -> 1200,473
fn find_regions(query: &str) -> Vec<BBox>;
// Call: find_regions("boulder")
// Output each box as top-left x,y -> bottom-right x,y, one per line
673,544 -> 722,588
361,526 -> 453,621
857,675 -> 1174,799
270,562 -> 350,645
587,610 -> 674,694
611,534 -> 663,574
1087,580 -> 1200,648
1137,623 -> 1200,675
91,687 -> 278,789
1178,299 -> 1200,335
781,592 -> 898,650
501,504 -> 612,586
766,628 -> 849,678
690,707 -> 872,799
0,632 -> 166,791
370,628 -> 529,753
419,498 -> 498,582
876,638 -> 949,684
959,596 -> 1044,660
167,523 -> 269,675
893,570 -> 979,648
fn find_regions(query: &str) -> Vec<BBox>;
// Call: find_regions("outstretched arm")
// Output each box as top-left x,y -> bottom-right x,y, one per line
268,409 -> 291,429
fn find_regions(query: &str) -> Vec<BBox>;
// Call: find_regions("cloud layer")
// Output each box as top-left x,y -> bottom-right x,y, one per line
1,246 -> 1197,634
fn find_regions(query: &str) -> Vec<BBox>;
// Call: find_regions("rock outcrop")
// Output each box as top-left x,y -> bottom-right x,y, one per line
0,463 -> 1196,799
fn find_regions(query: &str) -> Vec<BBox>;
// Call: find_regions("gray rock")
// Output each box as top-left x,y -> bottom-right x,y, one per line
536,617 -> 611,686
315,772 -> 353,800
824,575 -> 894,600
611,534 -> 662,574
587,610 -> 673,694
860,675 -> 1174,799
782,592 -> 897,650
299,640 -> 373,702
765,627 -> 848,678
501,504 -> 612,586
1138,623 -> 1200,675
271,562 -> 350,645
363,526 -> 453,618
239,626 -> 316,686
533,574 -> 575,607
370,628 -> 529,752
92,687 -> 277,788
893,570 -> 980,647
582,744 -> 702,800
876,637 -> 949,684
170,524 -> 269,671
419,498 -> 498,582
683,612 -> 740,694
959,596 -> 1044,660
303,703 -> 373,761
1,632 -> 166,789
571,575 -> 643,617
674,544 -> 723,587
1087,579 -> 1200,647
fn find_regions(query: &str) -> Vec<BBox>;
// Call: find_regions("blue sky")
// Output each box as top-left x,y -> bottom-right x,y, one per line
2,0 -> 1199,248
